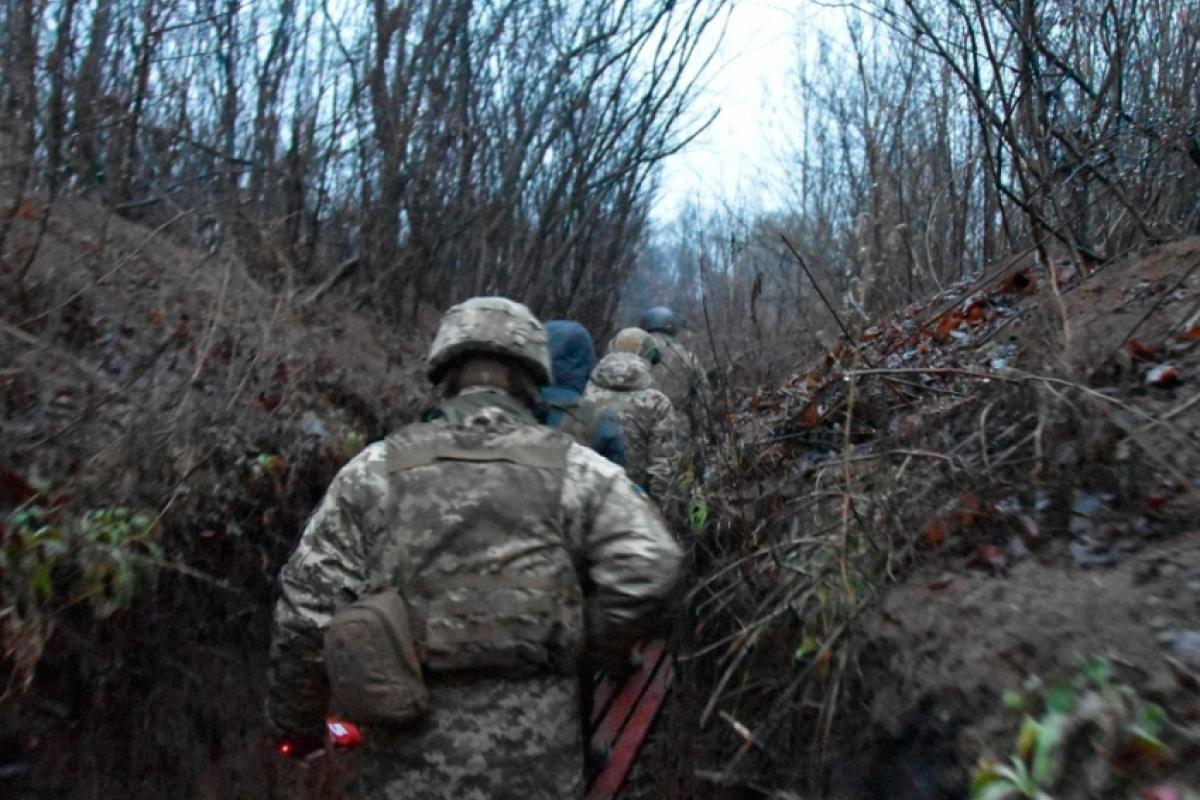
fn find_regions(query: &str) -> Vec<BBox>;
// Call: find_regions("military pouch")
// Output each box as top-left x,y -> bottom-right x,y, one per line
323,590 -> 429,725
412,574 -> 583,677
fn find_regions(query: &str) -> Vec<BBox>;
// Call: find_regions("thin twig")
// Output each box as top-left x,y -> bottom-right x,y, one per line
840,361 -> 857,598
780,235 -> 867,364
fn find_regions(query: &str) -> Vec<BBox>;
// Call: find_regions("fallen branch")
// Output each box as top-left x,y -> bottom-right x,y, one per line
302,255 -> 360,307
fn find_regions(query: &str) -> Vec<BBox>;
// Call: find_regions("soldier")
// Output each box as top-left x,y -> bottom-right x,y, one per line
538,319 -> 624,465
639,306 -> 708,421
585,328 -> 680,504
267,297 -> 682,800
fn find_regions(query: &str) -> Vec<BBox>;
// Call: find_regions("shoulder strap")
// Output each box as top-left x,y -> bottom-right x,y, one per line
410,574 -> 565,594
385,427 -> 572,473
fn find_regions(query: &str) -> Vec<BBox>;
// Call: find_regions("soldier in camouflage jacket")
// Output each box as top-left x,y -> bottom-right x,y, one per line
267,297 -> 682,800
583,349 -> 680,505
639,306 -> 709,424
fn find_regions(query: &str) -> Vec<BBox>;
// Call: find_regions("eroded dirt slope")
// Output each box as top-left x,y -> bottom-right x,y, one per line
671,239 -> 1200,800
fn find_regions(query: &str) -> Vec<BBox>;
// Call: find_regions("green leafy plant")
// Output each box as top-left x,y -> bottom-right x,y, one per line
4,505 -> 161,618
1,507 -> 69,605
794,634 -> 820,662
2,505 -> 164,687
76,507 -> 162,618
688,496 -> 709,533
971,756 -> 1045,800
972,703 -> 1068,799
972,656 -> 1176,800
344,430 -> 365,451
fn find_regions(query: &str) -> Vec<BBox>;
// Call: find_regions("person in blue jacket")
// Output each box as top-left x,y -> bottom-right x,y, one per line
538,320 -> 625,467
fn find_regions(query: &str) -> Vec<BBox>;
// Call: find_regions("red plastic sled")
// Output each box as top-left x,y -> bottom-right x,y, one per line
585,640 -> 674,800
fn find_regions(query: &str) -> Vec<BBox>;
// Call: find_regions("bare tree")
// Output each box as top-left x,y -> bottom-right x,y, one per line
1,0 -> 729,326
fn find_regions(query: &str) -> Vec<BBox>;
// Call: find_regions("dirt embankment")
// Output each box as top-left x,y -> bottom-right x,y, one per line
1,193 -> 428,798
668,238 -> 1200,799
847,240 -> 1200,799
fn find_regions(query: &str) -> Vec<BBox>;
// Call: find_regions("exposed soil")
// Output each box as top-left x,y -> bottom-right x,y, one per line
825,242 -> 1200,798
850,532 -> 1200,799
646,238 -> 1200,799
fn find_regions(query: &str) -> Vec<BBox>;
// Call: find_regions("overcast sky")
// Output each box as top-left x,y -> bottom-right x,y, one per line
655,1 -> 844,221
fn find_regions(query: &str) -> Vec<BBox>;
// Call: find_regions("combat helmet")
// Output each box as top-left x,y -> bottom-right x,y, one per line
609,326 -> 661,364
639,306 -> 678,335
427,297 -> 552,385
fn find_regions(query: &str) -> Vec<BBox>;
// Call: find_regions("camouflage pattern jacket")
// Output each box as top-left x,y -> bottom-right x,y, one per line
583,353 -> 680,503
267,388 -> 682,800
646,332 -> 708,420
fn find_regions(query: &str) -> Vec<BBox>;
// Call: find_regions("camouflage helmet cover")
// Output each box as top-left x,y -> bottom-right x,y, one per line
427,296 -> 552,384
609,327 -> 661,364
639,305 -> 678,335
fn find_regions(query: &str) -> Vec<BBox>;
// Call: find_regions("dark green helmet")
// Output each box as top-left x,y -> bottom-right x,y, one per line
639,306 -> 678,335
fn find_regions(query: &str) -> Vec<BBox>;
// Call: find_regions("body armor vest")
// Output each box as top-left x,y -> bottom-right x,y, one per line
379,421 -> 583,677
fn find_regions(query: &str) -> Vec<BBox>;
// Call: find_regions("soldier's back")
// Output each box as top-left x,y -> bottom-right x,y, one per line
584,353 -> 678,500
354,400 -> 588,799
647,333 -> 705,412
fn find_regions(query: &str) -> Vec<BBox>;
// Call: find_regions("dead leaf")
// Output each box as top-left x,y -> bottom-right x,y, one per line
970,543 -> 1007,570
1127,339 -> 1159,362
935,312 -> 963,339
12,201 -> 44,221
999,269 -> 1036,294
256,392 -> 281,411
262,454 -> 287,475
1145,493 -> 1171,512
922,516 -> 950,548
799,402 -> 820,429
48,490 -> 73,509
0,466 -> 36,506
1178,324 -> 1200,342
1145,364 -> 1180,387
1113,736 -> 1175,773
959,492 -> 981,527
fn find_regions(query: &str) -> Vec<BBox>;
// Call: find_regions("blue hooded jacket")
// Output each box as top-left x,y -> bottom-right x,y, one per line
538,320 -> 625,466
544,320 -> 594,394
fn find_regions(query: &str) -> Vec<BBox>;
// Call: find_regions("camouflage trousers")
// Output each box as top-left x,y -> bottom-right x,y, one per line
359,674 -> 585,800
